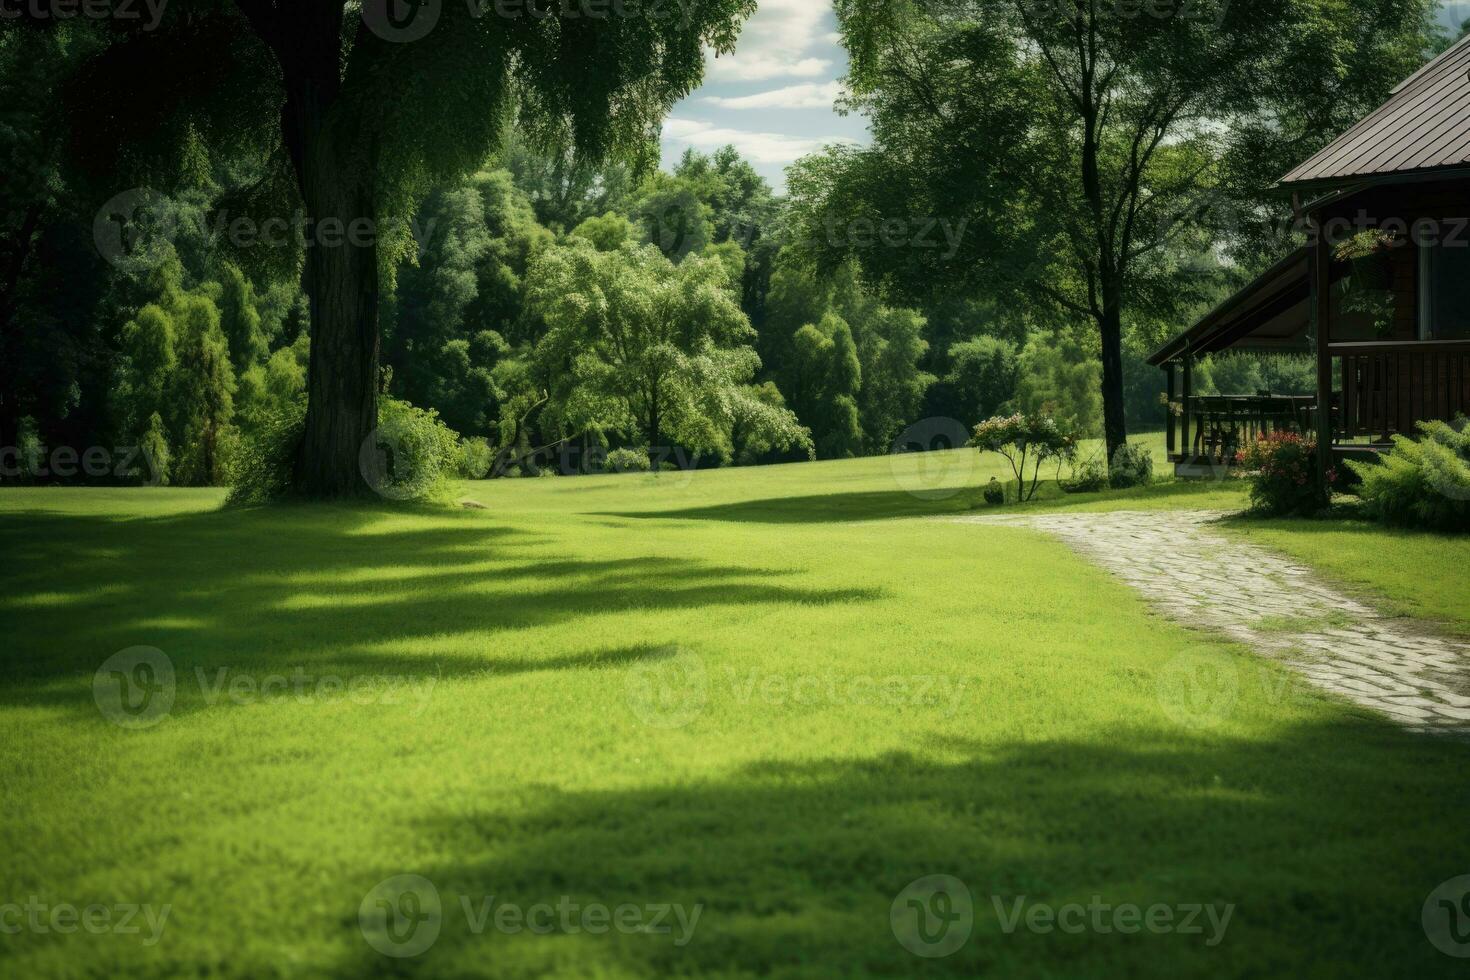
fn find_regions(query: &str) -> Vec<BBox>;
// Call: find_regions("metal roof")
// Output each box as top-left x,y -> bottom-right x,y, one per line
1280,34 -> 1470,187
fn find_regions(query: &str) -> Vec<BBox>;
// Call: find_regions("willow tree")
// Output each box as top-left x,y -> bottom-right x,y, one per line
792,0 -> 1438,463
64,0 -> 753,496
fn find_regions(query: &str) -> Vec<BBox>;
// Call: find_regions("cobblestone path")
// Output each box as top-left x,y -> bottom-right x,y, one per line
960,510 -> 1470,735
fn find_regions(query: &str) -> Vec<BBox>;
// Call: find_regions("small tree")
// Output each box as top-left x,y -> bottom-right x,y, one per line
971,413 -> 1076,503
528,240 -> 811,465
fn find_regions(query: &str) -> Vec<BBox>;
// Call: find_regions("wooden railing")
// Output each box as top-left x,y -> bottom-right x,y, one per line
1331,341 -> 1470,443
1177,394 -> 1314,462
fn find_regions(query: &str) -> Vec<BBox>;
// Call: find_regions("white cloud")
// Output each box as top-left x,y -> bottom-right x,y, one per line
703,81 -> 844,111
704,0 -> 835,83
662,117 -> 852,165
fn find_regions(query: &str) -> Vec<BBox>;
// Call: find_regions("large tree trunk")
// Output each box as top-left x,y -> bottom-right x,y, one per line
271,6 -> 381,499
294,147 -> 379,497
1098,297 -> 1129,463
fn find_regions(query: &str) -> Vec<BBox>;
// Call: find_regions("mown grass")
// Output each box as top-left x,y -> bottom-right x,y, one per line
1,441 -> 1466,979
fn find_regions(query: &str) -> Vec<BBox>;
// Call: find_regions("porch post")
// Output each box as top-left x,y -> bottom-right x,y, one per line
1166,362 -> 1177,456
1181,354 -> 1193,461
1312,226 -> 1333,492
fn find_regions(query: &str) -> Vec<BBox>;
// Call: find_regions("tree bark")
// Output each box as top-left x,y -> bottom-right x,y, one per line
647,384 -> 661,467
1098,295 -> 1128,464
293,141 -> 379,497
264,4 -> 381,498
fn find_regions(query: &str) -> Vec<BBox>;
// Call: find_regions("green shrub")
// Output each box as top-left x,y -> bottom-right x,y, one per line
227,397 -> 465,504
361,398 -> 464,502
604,447 -> 653,473
1236,432 -> 1330,517
1108,444 -> 1153,489
1061,455 -> 1109,494
983,478 -> 1006,506
459,437 -> 494,480
1349,417 -> 1470,532
226,402 -> 305,505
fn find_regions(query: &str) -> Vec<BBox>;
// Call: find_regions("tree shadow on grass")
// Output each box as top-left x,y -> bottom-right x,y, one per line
328,722 -> 1470,978
596,481 -> 1244,525
0,505 -> 883,715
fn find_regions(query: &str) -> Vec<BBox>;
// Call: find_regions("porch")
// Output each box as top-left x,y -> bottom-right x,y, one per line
1150,245 -> 1470,475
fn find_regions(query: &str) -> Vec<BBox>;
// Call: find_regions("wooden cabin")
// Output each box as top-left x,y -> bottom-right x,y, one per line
1149,34 -> 1470,477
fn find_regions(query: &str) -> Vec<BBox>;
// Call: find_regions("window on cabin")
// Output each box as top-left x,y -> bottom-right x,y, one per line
1419,238 -> 1470,339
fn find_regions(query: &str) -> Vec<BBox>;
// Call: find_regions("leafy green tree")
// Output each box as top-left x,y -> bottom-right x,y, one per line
765,253 -> 932,454
795,0 -> 1440,463
216,263 -> 270,376
68,0 -> 758,496
169,289 -> 237,485
942,336 -> 1020,428
1015,335 -> 1103,438
569,212 -> 638,253
0,26 -> 110,455
115,264 -> 237,485
789,313 -> 865,459
527,239 -> 810,464
632,173 -> 715,261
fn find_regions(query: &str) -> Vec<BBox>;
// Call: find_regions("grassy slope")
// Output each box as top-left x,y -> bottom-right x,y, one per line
1,445 -> 1467,979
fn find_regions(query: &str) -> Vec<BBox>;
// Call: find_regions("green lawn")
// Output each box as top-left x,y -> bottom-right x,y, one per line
2,448 -> 1467,978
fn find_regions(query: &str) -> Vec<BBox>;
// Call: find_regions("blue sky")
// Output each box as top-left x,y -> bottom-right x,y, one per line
659,0 -> 865,194
662,1 -> 1470,196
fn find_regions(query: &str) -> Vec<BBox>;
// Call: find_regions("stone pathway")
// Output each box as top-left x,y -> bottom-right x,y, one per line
958,510 -> 1470,735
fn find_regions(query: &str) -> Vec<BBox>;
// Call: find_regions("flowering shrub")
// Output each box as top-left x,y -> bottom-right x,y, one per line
1235,432 -> 1332,516
971,412 -> 1076,503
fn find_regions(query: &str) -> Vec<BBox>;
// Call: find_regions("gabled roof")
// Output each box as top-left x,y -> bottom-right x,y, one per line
1146,248 -> 1314,366
1280,34 -> 1470,188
